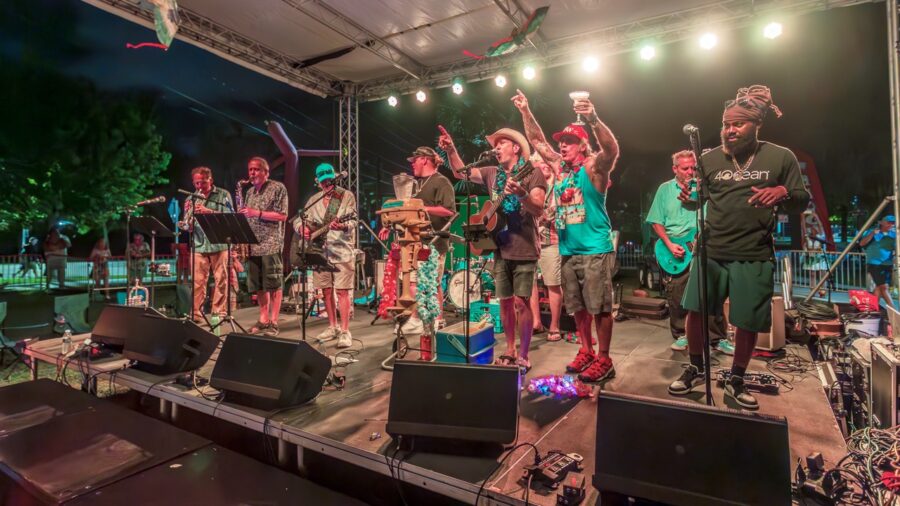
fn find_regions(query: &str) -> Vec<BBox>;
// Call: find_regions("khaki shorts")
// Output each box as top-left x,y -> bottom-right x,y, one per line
561,253 -> 615,315
314,261 -> 355,290
682,258 -> 774,333
493,257 -> 536,299
537,244 -> 562,287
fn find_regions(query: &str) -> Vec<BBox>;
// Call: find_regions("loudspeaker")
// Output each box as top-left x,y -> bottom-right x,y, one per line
723,296 -> 785,351
91,305 -> 219,375
210,334 -> 331,410
594,391 -> 791,506
386,360 -> 520,444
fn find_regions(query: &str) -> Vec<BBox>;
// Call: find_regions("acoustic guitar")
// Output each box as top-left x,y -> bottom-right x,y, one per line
468,164 -> 536,255
308,212 -> 357,248
654,230 -> 696,275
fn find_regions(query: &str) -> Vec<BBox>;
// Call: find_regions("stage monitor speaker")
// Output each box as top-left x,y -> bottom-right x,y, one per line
92,305 -> 219,375
594,391 -> 791,506
210,334 -> 331,410
386,360 -> 519,444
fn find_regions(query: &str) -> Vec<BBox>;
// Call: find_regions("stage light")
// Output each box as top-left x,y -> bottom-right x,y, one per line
522,66 -> 536,80
639,45 -> 656,61
452,82 -> 464,95
415,90 -> 427,102
763,22 -> 783,39
495,75 -> 507,88
582,56 -> 600,73
699,33 -> 718,50
387,95 -> 398,107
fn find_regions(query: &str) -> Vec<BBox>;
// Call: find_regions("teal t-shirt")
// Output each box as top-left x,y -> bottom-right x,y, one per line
555,166 -> 614,256
646,178 -> 696,239
864,230 -> 896,265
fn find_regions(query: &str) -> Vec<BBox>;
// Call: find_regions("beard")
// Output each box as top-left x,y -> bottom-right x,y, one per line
721,130 -> 757,156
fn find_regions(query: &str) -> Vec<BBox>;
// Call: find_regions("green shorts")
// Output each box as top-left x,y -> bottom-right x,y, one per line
682,258 -> 774,333
247,253 -> 284,293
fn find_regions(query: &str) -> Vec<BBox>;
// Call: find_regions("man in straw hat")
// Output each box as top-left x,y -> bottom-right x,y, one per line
666,85 -> 809,410
439,125 -> 547,372
512,89 -> 620,383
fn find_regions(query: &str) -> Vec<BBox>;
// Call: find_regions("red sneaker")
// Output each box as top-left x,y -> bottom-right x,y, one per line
566,350 -> 595,373
578,356 -> 616,382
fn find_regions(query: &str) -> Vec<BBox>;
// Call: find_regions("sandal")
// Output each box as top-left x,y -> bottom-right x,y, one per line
250,321 -> 270,334
494,354 -> 517,366
532,326 -> 547,336
516,357 -> 532,373
547,330 -> 562,342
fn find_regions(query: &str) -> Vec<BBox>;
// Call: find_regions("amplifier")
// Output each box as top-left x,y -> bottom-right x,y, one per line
619,295 -> 668,320
871,342 -> 900,428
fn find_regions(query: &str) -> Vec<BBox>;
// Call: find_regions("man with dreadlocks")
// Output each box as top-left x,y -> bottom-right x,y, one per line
667,85 -> 809,410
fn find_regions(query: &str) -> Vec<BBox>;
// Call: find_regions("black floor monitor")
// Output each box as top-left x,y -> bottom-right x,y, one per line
387,360 -> 520,444
594,391 -> 791,506
91,305 -> 218,375
210,334 -> 331,410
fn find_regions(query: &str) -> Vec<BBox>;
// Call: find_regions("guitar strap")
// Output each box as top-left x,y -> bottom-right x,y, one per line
321,187 -> 345,227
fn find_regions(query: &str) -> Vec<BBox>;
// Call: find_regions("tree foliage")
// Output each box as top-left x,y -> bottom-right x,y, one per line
0,61 -> 170,235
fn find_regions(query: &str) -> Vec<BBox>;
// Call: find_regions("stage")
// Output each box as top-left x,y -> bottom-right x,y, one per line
24,307 -> 846,505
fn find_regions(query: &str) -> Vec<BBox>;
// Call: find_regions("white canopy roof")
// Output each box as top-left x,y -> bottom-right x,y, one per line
84,0 -> 871,99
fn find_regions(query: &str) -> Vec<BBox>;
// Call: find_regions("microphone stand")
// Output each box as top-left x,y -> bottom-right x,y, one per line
687,130 -> 714,406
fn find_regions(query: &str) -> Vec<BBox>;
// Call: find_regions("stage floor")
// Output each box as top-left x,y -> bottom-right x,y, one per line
26,306 -> 847,505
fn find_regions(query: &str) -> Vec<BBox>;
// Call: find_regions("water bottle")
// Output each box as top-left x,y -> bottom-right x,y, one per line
61,329 -> 72,355
209,314 -> 221,336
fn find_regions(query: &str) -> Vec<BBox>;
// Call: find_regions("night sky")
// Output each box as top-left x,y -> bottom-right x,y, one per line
0,0 -> 892,251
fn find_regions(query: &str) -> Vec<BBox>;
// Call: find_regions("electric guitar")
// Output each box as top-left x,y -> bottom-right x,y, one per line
308,212 -> 357,248
468,164 -> 537,255
654,230 -> 696,275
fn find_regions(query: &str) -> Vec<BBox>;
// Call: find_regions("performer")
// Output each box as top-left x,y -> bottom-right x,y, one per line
89,237 -> 112,300
440,126 -> 547,372
378,146 -> 456,323
180,166 -> 233,322
646,150 -> 730,354
666,85 -> 809,410
44,227 -> 71,289
860,214 -> 896,309
126,232 -> 150,287
241,157 -> 289,336
297,163 -> 358,348
528,153 -> 564,342
513,89 -> 619,382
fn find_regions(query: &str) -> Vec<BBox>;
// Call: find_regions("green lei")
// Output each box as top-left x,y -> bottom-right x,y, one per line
494,157 -> 527,214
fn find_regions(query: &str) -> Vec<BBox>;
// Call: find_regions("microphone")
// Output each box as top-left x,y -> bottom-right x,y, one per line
682,124 -> 699,136
460,150 -> 498,172
334,170 -> 349,179
135,196 -> 166,206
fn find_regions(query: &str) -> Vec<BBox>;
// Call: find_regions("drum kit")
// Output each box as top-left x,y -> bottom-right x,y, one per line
444,257 -> 495,310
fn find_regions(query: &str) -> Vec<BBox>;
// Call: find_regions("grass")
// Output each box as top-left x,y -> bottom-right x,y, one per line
0,351 -> 126,397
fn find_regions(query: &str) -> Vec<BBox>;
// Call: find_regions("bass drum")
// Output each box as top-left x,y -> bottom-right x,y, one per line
447,270 -> 495,309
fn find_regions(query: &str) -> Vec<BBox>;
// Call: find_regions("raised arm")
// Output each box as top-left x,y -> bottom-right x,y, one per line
512,89 -> 561,168
437,125 -> 484,185
575,98 -> 619,177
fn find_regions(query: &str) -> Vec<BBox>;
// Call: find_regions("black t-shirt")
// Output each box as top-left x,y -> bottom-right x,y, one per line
480,162 -> 547,261
415,173 -> 456,254
699,142 -> 809,261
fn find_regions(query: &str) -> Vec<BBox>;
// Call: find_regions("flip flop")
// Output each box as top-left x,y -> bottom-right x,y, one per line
547,330 -> 562,342
532,326 -> 547,335
494,354 -> 517,366
516,357 -> 532,373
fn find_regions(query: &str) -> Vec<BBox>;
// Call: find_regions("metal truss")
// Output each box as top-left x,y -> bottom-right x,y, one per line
280,0 -> 424,79
339,94 -> 360,246
355,0 -> 875,101
81,0 -> 342,97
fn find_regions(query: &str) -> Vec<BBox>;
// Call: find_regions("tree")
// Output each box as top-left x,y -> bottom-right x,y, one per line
0,61 -> 170,238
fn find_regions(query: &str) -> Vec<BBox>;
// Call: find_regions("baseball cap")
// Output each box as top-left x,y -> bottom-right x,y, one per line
551,123 -> 589,143
315,163 -> 337,183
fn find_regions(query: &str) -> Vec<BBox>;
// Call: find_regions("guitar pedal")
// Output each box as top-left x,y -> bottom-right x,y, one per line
522,451 -> 583,488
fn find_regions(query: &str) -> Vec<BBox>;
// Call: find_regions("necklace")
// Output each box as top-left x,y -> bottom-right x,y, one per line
731,142 -> 758,174
414,173 -> 434,197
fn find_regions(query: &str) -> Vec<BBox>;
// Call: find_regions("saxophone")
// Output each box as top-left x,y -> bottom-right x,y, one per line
235,179 -> 250,261
177,197 -> 194,231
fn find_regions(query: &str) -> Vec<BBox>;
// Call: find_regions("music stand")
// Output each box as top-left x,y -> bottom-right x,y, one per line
130,216 -> 174,308
194,213 -> 258,333
292,248 -> 338,342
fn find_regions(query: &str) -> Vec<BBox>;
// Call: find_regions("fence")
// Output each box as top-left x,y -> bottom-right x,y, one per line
0,255 -> 180,293
775,250 -> 869,292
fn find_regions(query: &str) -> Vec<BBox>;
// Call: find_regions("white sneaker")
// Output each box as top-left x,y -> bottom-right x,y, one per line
337,330 -> 352,348
315,326 -> 339,342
